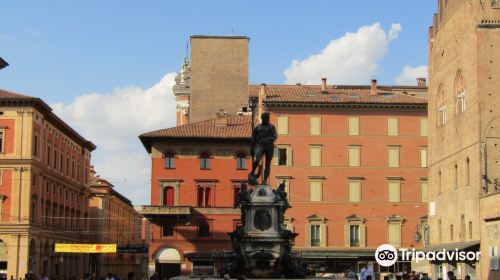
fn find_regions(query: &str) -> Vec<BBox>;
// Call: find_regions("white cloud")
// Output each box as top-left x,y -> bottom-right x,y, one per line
283,22 -> 402,85
395,65 -> 428,85
52,72 -> 177,205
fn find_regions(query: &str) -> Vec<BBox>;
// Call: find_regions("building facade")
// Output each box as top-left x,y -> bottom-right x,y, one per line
427,1 -> 500,279
88,169 -> 147,279
139,114 -> 251,279
187,35 -> 249,124
0,89 -> 95,278
255,80 -> 428,276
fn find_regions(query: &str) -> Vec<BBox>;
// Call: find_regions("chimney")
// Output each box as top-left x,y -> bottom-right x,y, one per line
260,83 -> 267,96
371,79 -> 378,95
321,78 -> 327,94
257,84 -> 267,119
417,77 -> 427,86
215,109 -> 228,126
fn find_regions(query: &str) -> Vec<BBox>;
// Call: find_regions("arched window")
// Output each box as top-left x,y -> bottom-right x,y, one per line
197,185 -> 213,207
204,188 -> 211,207
235,152 -> 247,169
455,70 -> 466,114
197,187 -> 204,207
163,187 -> 174,206
164,152 -> 175,169
437,84 -> 447,126
199,152 -> 211,169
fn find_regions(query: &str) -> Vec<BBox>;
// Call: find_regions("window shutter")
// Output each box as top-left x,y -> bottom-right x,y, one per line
349,117 -> 360,136
349,181 -> 361,202
310,146 -> 321,167
388,117 -> 399,136
420,118 -> 428,136
320,223 -> 327,246
360,224 -> 366,247
388,181 -> 400,202
310,117 -> 321,135
420,148 -> 428,167
278,116 -> 288,135
310,181 -> 322,202
348,146 -> 360,167
272,147 -> 278,165
388,223 -> 401,247
388,147 -> 400,167
286,147 -> 293,166
344,224 -> 350,246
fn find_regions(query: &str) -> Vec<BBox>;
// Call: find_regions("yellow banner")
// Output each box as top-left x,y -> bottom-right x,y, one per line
55,244 -> 117,253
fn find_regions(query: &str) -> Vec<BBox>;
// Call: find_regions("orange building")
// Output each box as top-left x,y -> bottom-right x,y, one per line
0,89 -> 95,278
139,76 -> 429,277
139,114 -> 251,279
256,80 -> 428,275
88,169 -> 147,279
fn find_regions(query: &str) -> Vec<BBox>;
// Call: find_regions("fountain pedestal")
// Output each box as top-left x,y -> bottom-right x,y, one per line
228,184 -> 302,278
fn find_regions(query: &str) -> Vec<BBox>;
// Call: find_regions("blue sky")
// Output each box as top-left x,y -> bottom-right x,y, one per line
0,0 -> 436,204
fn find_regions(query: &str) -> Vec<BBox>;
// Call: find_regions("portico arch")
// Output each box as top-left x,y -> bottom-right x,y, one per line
155,247 -> 181,279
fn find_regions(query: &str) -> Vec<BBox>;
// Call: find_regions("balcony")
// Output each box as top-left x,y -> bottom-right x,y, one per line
138,205 -> 191,217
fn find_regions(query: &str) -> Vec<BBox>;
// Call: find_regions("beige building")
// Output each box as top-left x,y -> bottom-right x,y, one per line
0,89 -> 95,278
427,1 -> 500,279
88,169 -> 147,279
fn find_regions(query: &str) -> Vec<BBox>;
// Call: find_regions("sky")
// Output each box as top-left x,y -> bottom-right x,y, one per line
0,0 -> 436,205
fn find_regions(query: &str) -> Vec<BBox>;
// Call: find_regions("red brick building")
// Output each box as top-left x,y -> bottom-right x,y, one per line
255,80 -> 428,275
139,77 -> 428,278
139,114 -> 251,279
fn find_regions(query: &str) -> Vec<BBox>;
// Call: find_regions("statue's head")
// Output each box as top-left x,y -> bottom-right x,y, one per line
261,112 -> 270,124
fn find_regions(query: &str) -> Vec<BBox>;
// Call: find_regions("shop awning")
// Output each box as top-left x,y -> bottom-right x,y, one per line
422,240 -> 480,253
297,249 -> 376,258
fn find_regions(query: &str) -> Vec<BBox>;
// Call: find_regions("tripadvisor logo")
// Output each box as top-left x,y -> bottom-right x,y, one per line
375,244 -> 481,266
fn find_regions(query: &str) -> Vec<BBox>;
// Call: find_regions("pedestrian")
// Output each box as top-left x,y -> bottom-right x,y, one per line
148,272 -> 158,280
360,263 -> 375,280
446,271 -> 456,280
464,275 -> 471,280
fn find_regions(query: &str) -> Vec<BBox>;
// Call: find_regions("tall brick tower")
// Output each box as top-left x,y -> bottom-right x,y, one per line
189,35 -> 249,123
427,1 -> 500,279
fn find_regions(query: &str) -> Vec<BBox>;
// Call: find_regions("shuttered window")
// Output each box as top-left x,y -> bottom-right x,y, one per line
348,117 -> 359,136
388,117 -> 399,136
348,181 -> 361,202
388,146 -> 400,167
309,181 -> 322,202
388,223 -> 402,247
310,116 -> 321,135
310,146 -> 322,167
348,146 -> 360,167
388,180 -> 401,202
420,147 -> 428,168
420,117 -> 428,136
278,116 -> 288,135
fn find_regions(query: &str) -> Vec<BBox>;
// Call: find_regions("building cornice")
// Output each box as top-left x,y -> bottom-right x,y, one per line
264,102 -> 427,110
